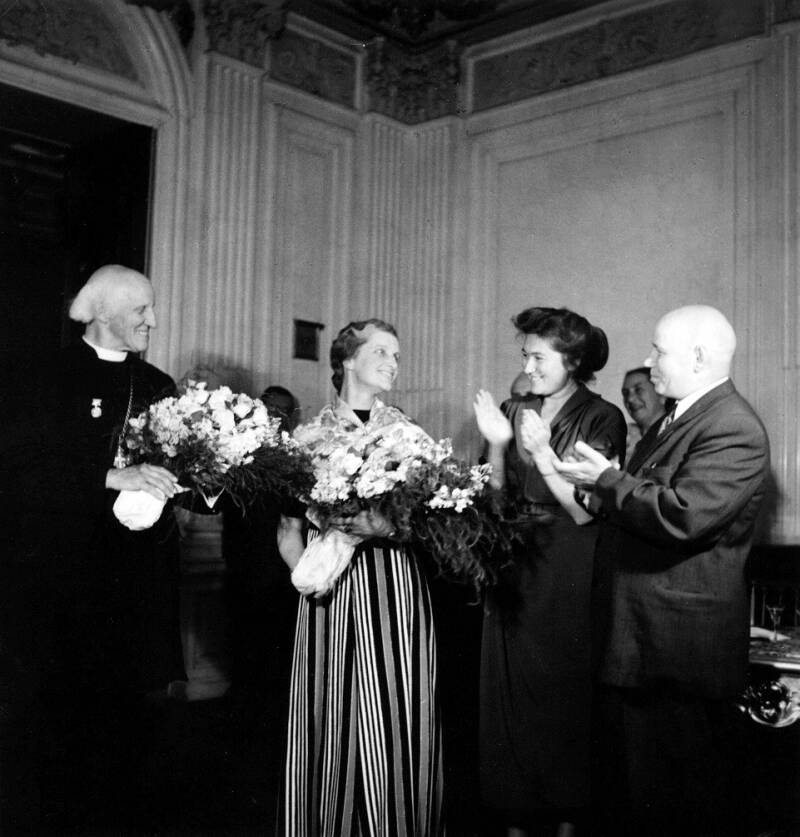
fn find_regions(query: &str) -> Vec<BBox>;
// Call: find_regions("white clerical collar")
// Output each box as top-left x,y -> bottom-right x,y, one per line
82,335 -> 128,362
674,377 -> 729,420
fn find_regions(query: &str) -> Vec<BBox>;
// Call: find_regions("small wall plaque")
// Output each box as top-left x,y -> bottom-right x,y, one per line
293,319 -> 325,361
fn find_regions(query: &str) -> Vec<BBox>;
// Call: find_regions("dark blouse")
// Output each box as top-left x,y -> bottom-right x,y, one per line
502,384 -> 627,507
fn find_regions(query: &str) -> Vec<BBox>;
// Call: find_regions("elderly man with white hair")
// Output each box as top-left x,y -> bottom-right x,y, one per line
554,305 -> 770,837
2,265 -> 185,834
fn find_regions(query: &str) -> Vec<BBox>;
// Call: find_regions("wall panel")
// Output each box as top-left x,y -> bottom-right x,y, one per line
356,118 -> 456,439
261,105 -> 356,419
456,32 -> 800,539
192,55 -> 263,384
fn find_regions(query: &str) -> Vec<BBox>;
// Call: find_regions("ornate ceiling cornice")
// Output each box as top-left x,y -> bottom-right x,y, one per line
203,0 -> 289,66
367,37 -> 460,123
472,0 -> 766,111
269,29 -> 357,108
0,0 -> 138,79
0,0 -> 778,126
350,0 -> 496,41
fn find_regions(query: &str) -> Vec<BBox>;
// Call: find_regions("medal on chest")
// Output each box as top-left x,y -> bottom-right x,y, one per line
90,398 -> 103,418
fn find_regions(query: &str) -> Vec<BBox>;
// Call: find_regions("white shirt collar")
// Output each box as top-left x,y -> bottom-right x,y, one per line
82,335 -> 128,362
673,377 -> 729,420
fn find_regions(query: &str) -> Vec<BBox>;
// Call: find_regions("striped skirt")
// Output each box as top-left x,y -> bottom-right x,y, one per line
282,540 -> 444,836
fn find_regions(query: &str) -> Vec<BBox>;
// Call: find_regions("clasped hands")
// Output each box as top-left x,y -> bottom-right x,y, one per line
328,508 -> 395,541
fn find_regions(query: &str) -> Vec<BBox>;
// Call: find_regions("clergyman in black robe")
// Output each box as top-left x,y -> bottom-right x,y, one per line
0,265 -> 185,834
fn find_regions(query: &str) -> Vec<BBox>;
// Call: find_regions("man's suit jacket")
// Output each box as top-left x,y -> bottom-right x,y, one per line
590,379 -> 769,698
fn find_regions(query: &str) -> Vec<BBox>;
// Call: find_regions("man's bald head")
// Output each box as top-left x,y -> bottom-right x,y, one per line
645,305 -> 736,400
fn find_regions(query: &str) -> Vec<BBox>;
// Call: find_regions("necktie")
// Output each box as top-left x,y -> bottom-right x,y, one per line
658,405 -> 677,435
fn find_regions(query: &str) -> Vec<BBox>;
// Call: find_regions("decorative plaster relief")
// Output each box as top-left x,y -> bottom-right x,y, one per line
204,0 -> 288,66
472,0 -> 765,111
269,30 -> 356,108
367,37 -> 460,124
0,0 -> 138,79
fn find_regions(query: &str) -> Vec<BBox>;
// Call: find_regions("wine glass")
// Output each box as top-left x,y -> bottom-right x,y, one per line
766,603 -> 784,642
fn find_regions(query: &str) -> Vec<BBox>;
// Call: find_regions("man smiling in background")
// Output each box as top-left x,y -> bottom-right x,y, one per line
620,365 -> 666,463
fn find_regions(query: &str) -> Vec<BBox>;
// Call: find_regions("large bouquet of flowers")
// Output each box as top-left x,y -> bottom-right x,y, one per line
291,411 -> 515,596
113,381 -> 310,530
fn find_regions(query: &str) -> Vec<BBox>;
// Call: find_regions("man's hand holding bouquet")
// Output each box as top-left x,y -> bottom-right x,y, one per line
113,381 -> 311,530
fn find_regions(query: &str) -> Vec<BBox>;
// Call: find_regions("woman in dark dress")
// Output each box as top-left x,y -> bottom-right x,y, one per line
474,307 -> 626,837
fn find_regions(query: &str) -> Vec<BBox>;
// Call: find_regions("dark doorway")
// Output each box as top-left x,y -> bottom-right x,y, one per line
0,82 -> 153,387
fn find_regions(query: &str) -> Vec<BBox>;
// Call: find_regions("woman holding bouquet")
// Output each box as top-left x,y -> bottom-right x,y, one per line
278,319 -> 444,837
474,307 -> 626,837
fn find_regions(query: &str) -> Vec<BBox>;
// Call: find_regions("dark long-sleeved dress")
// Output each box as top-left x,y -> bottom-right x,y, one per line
480,384 -> 626,819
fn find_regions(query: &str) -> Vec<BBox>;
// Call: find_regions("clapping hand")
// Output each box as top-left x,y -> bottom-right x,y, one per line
473,390 -> 513,446
520,409 -> 551,458
552,441 -> 612,488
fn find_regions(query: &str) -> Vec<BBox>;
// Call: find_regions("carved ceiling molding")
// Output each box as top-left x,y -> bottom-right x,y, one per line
367,37 -> 460,124
351,0 -> 496,41
472,0 -> 766,112
197,0 -> 776,123
0,0 -> 138,80
269,30 -> 357,108
204,0 -> 289,66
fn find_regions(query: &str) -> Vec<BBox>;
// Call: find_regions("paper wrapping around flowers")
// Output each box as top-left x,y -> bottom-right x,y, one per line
291,528 -> 362,597
112,489 -> 166,531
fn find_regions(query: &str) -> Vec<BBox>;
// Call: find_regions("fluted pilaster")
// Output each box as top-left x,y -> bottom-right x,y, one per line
771,22 -> 800,541
361,118 -> 456,438
193,54 -> 263,384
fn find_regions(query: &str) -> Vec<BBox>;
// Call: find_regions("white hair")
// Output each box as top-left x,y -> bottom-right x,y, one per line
68,265 -> 149,323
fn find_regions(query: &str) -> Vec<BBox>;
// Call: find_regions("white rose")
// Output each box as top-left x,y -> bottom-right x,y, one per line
215,409 -> 236,434
208,387 -> 232,410
232,395 -> 254,419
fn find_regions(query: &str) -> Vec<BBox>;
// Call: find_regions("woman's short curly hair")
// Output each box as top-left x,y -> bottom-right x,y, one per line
512,306 -> 609,384
330,319 -> 398,393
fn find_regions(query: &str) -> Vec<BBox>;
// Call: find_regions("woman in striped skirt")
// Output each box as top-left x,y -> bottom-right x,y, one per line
278,319 -> 444,836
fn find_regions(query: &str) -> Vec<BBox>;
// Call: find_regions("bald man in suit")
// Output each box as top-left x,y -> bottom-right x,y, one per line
555,305 -> 770,837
